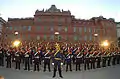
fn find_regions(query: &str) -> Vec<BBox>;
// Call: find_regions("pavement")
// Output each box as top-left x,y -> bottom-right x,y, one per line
0,64 -> 120,79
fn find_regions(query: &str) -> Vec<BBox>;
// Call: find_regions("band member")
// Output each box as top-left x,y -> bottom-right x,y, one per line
102,51 -> 107,67
6,49 -> 12,68
112,50 -> 116,65
107,49 -> 112,66
96,50 -> 101,68
52,43 -> 63,78
15,49 -> 21,70
43,50 -> 51,72
75,49 -> 83,71
33,51 -> 41,71
65,52 -> 72,72
0,47 -> 4,66
90,50 -> 96,69
24,50 -> 30,71
84,50 -> 90,70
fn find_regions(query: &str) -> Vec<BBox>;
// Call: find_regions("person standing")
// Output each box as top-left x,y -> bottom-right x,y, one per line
0,47 -> 4,66
52,43 -> 63,78
43,50 -> 51,72
15,49 -> 21,70
6,49 -> 12,68
24,50 -> 30,71
33,51 -> 41,71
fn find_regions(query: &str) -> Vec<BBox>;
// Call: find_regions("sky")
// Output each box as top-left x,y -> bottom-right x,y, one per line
0,0 -> 120,22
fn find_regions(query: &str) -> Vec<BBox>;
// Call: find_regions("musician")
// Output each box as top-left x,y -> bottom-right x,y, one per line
15,49 -> 21,70
96,50 -> 101,68
90,50 -> 96,69
65,50 -> 72,72
106,49 -> 112,66
75,49 -> 83,71
102,50 -> 107,67
6,49 -> 12,68
52,43 -> 63,78
112,49 -> 117,65
43,49 -> 51,72
0,47 -> 4,66
33,50 -> 41,71
24,50 -> 30,71
84,50 -> 90,70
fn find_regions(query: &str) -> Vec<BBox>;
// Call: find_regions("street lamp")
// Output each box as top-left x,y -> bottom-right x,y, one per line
14,31 -> 19,35
54,32 -> 59,41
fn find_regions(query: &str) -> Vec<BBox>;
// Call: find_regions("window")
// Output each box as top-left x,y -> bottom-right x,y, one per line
50,35 -> 54,40
9,27 -> 12,30
65,27 -> 68,32
36,26 -> 40,31
58,35 -> 61,41
89,35 -> 92,41
79,27 -> 82,32
38,18 -> 40,21
73,27 -> 76,32
44,35 -> 47,40
23,26 -> 26,30
28,35 -> 31,39
74,36 -> 78,41
37,35 -> 40,40
94,29 -> 96,33
14,27 -> 17,30
58,27 -> 61,31
84,27 -> 87,32
50,27 -> 54,31
89,28 -> 92,32
44,26 -> 47,31
84,35 -> 87,41
28,26 -> 31,31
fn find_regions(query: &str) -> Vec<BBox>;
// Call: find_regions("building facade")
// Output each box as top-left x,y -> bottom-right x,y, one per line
0,17 -> 7,46
7,5 -> 117,44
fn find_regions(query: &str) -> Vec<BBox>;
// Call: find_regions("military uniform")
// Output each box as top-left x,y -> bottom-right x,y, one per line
33,52 -> 41,71
102,52 -> 107,67
6,50 -> 12,68
24,51 -> 30,71
0,48 -> 4,66
43,50 -> 51,72
84,52 -> 90,70
75,52 -> 83,71
65,54 -> 72,72
90,51 -> 96,69
52,50 -> 63,78
112,52 -> 116,65
96,51 -> 101,68
15,51 -> 21,70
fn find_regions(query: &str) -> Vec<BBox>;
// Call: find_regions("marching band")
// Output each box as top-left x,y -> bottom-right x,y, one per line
0,42 -> 120,78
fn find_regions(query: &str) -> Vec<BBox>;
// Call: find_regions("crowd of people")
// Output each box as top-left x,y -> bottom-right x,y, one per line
0,42 -> 120,78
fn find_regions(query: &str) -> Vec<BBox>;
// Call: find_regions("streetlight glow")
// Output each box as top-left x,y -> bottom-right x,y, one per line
13,40 -> 21,47
55,32 -> 59,35
15,31 -> 19,35
101,40 -> 109,47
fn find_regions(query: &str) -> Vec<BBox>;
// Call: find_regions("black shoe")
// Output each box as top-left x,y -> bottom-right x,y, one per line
60,76 -> 63,78
52,76 -> 55,78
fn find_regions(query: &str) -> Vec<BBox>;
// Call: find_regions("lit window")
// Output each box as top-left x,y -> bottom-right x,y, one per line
28,26 -> 31,31
73,27 -> 76,32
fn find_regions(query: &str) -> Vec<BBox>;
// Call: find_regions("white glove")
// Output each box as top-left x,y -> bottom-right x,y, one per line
52,63 -> 54,65
42,60 -> 44,62
61,63 -> 63,65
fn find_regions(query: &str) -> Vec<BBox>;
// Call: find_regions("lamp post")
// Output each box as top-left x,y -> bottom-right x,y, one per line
94,33 -> 98,43
14,31 -> 19,39
54,32 -> 59,42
